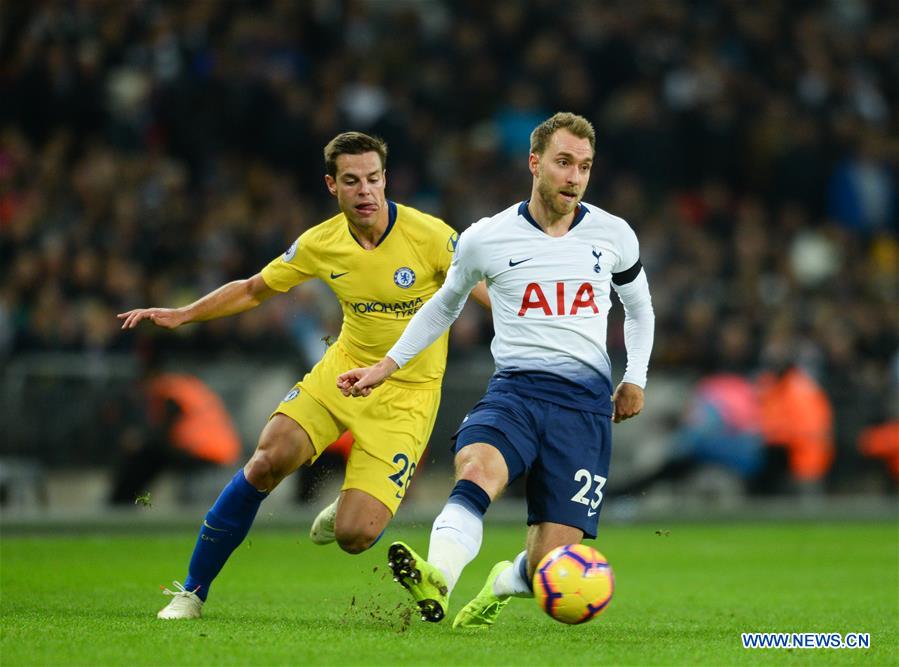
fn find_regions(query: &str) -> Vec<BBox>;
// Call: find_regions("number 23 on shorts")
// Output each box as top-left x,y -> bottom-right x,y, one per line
571,468 -> 607,517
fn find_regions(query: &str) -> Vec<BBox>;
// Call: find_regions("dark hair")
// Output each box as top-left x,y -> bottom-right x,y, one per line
323,132 -> 388,177
530,112 -> 596,155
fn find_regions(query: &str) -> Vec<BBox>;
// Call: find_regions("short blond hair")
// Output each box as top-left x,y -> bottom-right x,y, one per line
323,132 -> 388,177
530,112 -> 595,155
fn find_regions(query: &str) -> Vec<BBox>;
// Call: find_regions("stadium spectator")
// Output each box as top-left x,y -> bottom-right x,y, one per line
108,351 -> 242,505
757,361 -> 834,494
858,421 -> 899,492
614,374 -> 764,497
828,132 -> 897,236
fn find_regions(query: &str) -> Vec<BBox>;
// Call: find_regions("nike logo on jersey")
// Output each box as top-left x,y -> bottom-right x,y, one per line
330,271 -> 349,279
587,510 -> 597,517
509,257 -> 533,267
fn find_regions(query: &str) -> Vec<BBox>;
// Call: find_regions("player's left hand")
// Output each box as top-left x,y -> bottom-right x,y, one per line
612,382 -> 644,423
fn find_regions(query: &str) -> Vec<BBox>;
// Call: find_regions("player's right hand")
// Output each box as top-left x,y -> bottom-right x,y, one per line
117,307 -> 187,330
337,357 -> 399,398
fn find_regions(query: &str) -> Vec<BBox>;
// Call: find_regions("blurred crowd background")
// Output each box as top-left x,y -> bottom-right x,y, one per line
1,0 -> 897,506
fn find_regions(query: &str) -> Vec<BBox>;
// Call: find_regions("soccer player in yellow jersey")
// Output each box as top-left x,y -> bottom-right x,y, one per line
118,132 -> 489,619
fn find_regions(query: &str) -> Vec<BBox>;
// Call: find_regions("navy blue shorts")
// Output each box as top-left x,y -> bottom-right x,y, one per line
453,389 -> 611,539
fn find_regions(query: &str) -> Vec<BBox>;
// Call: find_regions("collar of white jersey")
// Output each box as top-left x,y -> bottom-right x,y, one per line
518,200 -> 589,233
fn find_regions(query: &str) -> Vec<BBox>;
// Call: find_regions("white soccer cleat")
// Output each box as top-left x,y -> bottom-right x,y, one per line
309,496 -> 339,545
157,581 -> 203,620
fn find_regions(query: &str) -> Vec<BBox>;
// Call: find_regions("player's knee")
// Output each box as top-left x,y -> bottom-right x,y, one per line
243,451 -> 277,489
244,447 -> 296,490
335,527 -> 379,555
455,448 -> 480,475
455,449 -> 496,488
247,428 -> 308,489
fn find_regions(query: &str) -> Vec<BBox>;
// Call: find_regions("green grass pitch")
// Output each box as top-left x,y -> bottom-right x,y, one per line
2,521 -> 896,666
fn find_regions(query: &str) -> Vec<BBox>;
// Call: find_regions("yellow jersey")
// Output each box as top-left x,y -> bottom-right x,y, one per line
261,201 -> 459,388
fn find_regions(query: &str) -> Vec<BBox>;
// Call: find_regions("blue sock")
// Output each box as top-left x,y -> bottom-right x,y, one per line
447,479 -> 491,517
517,550 -> 534,591
183,470 -> 268,601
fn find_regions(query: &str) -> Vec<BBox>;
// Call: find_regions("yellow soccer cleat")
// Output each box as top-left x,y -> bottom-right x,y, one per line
387,541 -> 449,622
452,560 -> 513,629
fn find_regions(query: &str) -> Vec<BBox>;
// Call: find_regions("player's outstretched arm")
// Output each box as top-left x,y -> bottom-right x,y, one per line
337,357 -> 400,398
118,273 -> 277,330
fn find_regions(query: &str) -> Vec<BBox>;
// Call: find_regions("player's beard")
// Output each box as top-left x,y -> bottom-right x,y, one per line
536,177 -> 580,218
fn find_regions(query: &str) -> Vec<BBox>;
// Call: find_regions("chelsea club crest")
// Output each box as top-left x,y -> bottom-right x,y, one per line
393,266 -> 416,288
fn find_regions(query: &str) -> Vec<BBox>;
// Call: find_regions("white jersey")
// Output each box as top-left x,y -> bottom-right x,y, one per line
388,201 -> 654,414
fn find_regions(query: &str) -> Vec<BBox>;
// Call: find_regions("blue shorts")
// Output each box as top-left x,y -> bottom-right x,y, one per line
453,389 -> 612,539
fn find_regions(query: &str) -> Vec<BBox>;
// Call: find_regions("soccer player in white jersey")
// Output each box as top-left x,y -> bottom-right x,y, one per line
337,112 -> 654,627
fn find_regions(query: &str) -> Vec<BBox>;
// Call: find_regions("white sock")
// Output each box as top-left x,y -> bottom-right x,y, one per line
427,501 -> 483,593
493,551 -> 533,598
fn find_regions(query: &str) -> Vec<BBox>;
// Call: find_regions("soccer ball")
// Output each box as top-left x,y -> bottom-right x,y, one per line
532,544 -> 614,624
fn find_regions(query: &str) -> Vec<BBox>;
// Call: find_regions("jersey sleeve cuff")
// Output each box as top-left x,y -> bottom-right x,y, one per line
259,267 -> 291,292
621,374 -> 647,389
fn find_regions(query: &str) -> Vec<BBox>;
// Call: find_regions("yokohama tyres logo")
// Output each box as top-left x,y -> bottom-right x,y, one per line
518,282 -> 599,316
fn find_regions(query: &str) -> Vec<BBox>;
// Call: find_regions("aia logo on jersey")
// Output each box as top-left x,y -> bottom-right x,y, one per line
518,282 -> 599,317
393,266 -> 416,288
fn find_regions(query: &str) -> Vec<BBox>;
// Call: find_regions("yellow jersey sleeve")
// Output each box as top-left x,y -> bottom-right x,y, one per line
260,232 -> 318,292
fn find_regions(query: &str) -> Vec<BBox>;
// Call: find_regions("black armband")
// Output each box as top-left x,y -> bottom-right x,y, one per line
612,259 -> 642,286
